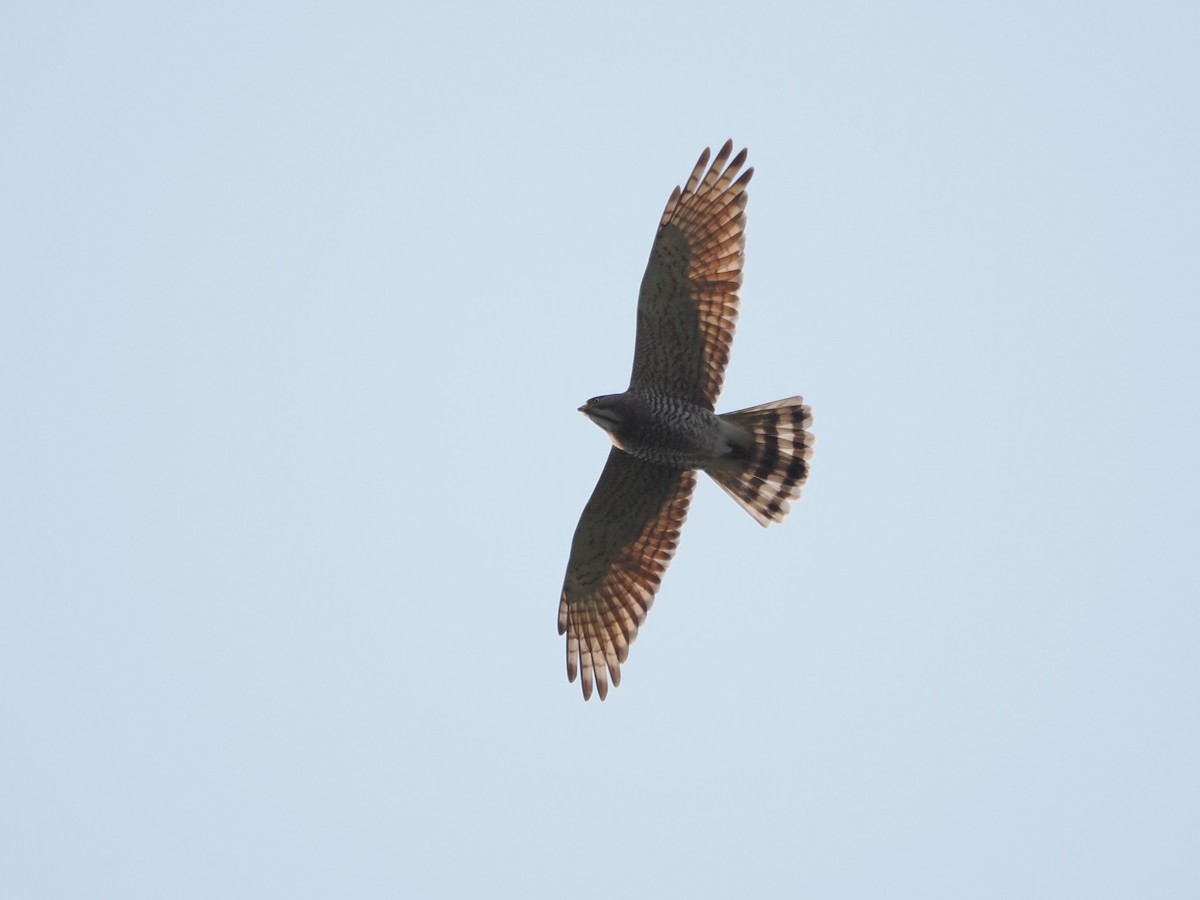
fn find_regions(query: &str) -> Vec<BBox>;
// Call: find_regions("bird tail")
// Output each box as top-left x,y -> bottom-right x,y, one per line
708,397 -> 814,527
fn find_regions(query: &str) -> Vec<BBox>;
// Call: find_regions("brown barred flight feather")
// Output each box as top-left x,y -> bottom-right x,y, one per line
558,450 -> 695,700
630,139 -> 751,410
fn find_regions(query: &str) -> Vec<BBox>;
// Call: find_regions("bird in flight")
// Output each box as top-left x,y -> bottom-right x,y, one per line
559,140 -> 814,701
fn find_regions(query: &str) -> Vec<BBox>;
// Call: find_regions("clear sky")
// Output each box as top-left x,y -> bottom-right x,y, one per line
3,2 -> 1198,897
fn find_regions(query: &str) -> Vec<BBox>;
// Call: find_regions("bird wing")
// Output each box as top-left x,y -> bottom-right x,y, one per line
629,140 -> 752,410
559,448 -> 696,700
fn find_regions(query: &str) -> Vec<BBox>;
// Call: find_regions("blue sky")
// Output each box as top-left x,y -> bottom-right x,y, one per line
3,2 -> 1198,897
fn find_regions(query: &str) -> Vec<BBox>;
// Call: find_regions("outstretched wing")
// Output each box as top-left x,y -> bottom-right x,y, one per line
629,140 -> 752,410
559,449 -> 696,701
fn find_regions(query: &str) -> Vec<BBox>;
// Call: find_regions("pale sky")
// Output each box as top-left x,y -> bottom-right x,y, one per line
3,2 -> 1198,897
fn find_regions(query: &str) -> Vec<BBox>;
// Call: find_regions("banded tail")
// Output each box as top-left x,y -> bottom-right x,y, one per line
709,397 -> 814,527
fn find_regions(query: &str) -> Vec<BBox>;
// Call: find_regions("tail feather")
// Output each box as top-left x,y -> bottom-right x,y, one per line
708,397 -> 813,527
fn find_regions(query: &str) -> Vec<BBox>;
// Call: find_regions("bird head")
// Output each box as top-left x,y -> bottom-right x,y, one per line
579,395 -> 626,437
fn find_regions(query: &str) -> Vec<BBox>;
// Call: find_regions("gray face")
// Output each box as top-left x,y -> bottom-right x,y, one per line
579,395 -> 626,436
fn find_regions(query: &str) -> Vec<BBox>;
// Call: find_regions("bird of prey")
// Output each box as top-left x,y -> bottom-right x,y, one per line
558,140 -> 814,701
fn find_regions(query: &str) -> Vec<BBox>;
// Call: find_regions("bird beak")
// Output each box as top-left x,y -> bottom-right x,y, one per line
578,402 -> 590,414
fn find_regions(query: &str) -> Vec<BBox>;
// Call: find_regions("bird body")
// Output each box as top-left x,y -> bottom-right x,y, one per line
580,391 -> 742,471
559,141 -> 814,700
